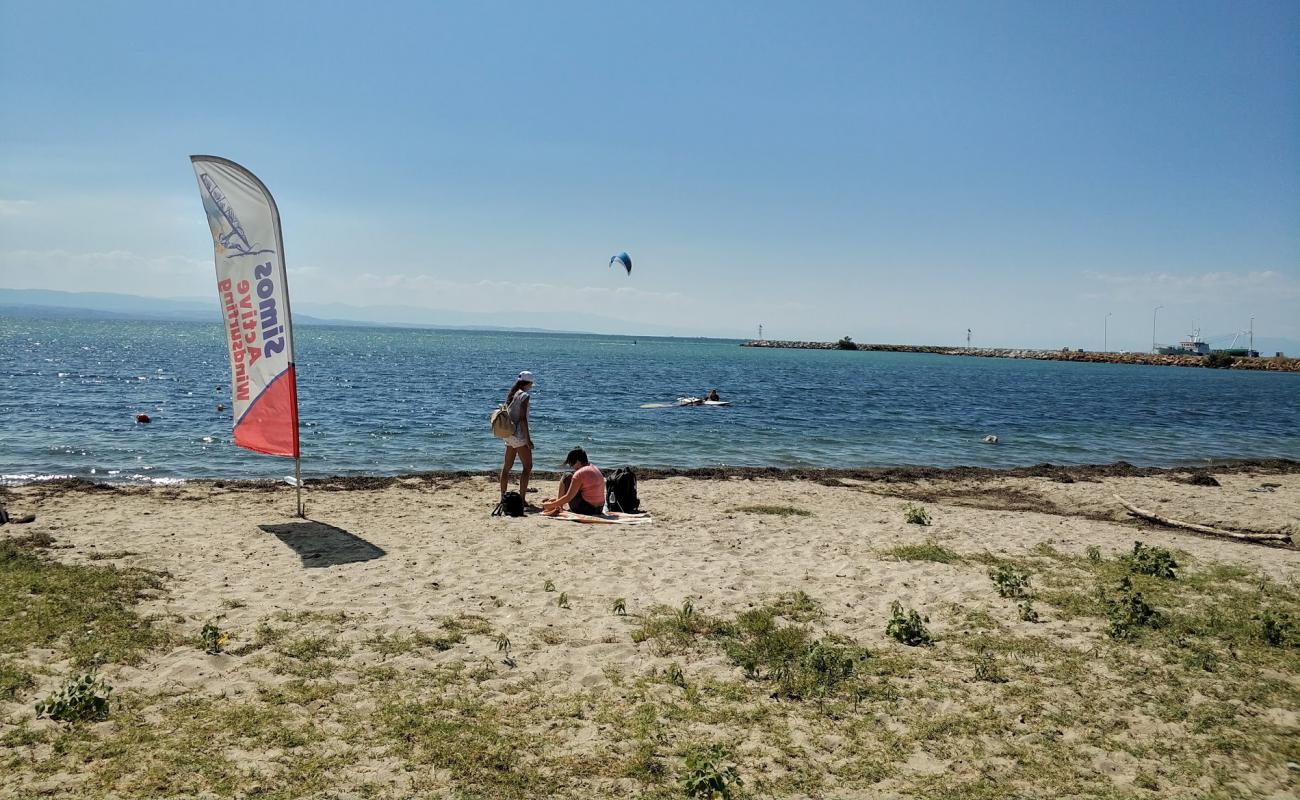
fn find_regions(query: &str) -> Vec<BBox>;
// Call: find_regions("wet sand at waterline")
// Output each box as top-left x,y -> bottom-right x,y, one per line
2,465 -> 1298,798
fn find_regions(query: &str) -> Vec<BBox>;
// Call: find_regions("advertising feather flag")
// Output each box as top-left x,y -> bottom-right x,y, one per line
190,155 -> 304,513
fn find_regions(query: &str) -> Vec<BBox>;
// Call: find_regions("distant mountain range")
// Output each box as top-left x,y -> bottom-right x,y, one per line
0,288 -> 700,337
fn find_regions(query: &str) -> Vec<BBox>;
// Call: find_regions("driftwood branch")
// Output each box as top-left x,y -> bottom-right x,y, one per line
1113,494 -> 1291,543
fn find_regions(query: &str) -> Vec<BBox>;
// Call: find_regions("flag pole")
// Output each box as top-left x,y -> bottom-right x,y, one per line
294,456 -> 304,518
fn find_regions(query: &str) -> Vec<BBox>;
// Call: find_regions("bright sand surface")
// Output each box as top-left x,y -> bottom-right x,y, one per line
2,466 -> 1298,798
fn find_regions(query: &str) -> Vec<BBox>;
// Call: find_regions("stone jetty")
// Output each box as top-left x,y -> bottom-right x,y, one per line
741,340 -> 1300,372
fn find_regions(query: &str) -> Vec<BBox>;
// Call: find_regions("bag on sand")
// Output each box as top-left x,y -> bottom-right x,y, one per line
490,404 -> 515,438
492,491 -> 525,517
605,467 -> 640,513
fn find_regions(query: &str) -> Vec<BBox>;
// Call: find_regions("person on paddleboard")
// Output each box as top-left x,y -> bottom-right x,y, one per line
498,371 -> 535,505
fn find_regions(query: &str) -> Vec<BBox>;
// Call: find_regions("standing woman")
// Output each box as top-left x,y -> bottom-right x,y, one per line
499,370 -> 535,502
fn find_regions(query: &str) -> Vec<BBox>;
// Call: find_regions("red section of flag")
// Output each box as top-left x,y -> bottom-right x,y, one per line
233,366 -> 300,458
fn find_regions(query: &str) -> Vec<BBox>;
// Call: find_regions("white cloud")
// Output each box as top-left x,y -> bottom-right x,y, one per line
0,249 -> 212,295
0,199 -> 35,216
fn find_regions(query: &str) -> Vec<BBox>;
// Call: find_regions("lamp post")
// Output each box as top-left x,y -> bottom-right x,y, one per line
1104,312 -> 1112,353
1152,306 -> 1163,354
1249,316 -> 1254,356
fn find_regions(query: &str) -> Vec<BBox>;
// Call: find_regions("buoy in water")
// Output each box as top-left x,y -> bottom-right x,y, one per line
983,434 -> 998,444
136,413 -> 152,424
216,403 -> 225,412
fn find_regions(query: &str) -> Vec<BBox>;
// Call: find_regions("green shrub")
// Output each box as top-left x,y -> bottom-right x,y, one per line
1257,610 -> 1292,647
681,743 -> 743,799
199,621 -> 227,654
35,673 -> 112,723
1103,577 -> 1163,639
836,336 -> 857,351
1086,546 -> 1103,563
1205,352 -> 1235,369
973,651 -> 1006,683
989,564 -> 1031,598
886,601 -> 933,646
1123,541 -> 1178,579
1017,601 -> 1040,623
903,504 -> 932,526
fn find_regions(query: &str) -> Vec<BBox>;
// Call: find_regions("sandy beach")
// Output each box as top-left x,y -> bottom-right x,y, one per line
2,463 -> 1298,798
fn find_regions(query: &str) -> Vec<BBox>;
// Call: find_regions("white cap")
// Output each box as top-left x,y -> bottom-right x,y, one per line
518,370 -> 536,384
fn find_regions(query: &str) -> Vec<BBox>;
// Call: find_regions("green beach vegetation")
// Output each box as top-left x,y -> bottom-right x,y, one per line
2,532 -> 1297,798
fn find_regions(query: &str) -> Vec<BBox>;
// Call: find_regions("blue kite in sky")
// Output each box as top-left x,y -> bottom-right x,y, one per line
609,251 -> 631,275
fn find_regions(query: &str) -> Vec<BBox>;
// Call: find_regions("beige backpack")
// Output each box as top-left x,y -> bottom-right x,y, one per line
490,403 -> 514,438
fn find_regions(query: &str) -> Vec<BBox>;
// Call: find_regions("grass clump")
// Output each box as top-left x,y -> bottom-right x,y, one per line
376,695 -> 547,797
733,504 -> 813,517
903,503 -> 931,526
886,601 -> 933,646
768,590 -> 822,621
722,607 -> 865,699
1123,540 -> 1178,579
989,564 -> 1031,598
0,537 -> 167,669
885,541 -> 962,564
630,600 -> 725,653
365,630 -> 456,656
0,659 -> 35,699
35,673 -> 112,723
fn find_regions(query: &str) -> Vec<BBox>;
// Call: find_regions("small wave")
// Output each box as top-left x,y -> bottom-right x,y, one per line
2,472 -> 77,486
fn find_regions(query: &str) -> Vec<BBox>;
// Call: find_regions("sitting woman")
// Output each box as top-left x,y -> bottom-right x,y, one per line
543,447 -> 605,516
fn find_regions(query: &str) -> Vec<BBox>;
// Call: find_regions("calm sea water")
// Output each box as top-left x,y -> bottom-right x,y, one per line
2,317 -> 1298,485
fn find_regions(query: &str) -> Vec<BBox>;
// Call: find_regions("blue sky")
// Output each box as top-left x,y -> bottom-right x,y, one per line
2,1 -> 1297,349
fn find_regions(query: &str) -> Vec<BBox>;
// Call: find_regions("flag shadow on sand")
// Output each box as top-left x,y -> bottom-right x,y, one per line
258,521 -> 386,567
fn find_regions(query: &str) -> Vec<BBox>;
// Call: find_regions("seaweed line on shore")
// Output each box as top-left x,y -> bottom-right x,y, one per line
8,458 -> 1298,497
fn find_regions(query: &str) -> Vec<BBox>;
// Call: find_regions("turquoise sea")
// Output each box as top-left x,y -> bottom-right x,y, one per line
2,317 -> 1298,485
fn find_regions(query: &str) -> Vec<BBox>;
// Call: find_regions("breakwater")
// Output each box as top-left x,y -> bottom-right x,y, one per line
741,340 -> 1300,372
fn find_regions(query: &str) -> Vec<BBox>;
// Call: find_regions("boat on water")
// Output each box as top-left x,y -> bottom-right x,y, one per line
1158,327 -> 1259,358
1159,329 -> 1210,356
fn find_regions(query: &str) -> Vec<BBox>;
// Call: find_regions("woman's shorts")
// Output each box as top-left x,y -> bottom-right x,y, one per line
569,496 -> 604,516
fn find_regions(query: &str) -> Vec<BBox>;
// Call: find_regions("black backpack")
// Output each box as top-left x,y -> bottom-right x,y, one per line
492,491 -> 525,517
605,467 -> 640,513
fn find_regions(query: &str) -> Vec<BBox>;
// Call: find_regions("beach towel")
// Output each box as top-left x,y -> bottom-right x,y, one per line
539,510 -> 653,525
